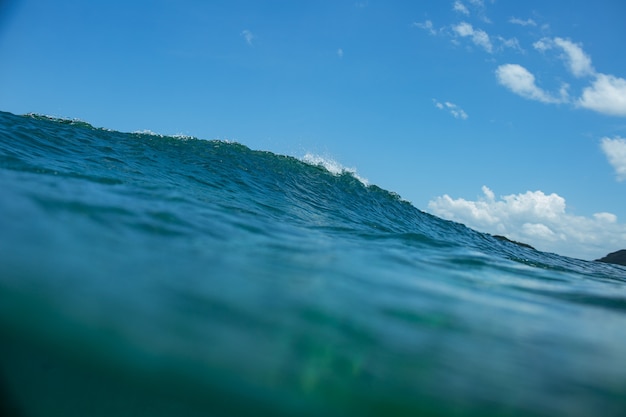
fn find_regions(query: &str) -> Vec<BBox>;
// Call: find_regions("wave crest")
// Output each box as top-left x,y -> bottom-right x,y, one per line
301,153 -> 369,186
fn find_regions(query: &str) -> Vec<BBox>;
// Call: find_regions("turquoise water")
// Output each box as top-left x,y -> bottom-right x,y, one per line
0,110 -> 625,416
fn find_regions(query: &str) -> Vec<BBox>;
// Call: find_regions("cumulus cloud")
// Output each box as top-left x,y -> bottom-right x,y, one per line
601,137 -> 626,181
241,29 -> 255,46
428,186 -> 626,260
495,64 -> 566,103
453,22 -> 493,53
578,74 -> 626,117
433,99 -> 468,119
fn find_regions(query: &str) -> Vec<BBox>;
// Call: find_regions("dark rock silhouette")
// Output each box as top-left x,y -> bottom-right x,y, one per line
595,250 -> 626,266
492,235 -> 536,250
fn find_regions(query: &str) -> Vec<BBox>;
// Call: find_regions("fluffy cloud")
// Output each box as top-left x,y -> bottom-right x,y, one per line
453,22 -> 493,53
495,64 -> 566,103
534,37 -> 594,78
578,74 -> 626,117
428,186 -> 626,260
504,36 -> 626,117
601,137 -> 626,181
553,38 -> 595,77
433,99 -> 468,119
414,8 -> 626,119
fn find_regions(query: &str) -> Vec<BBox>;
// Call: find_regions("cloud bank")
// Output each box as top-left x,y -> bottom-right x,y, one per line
415,3 -> 625,260
428,186 -> 626,260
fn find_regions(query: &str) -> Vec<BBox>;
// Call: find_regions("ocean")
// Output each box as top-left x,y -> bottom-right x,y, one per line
0,110 -> 625,416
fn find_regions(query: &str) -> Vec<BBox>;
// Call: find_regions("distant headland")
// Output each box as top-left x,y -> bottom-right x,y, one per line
492,235 -> 536,250
595,250 -> 626,267
493,234 -> 626,266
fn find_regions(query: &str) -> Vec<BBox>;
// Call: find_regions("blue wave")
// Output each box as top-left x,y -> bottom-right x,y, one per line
0,110 -> 625,417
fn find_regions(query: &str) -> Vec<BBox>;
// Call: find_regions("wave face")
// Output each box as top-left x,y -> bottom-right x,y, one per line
1,110 -> 625,416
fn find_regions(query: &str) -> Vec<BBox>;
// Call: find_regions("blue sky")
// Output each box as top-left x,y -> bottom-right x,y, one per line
1,0 -> 625,260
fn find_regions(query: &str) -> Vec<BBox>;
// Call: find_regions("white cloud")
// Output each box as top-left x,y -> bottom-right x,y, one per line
337,48 -> 344,58
509,17 -> 537,26
554,38 -> 594,77
519,37 -> 626,117
241,29 -> 254,46
532,38 -> 551,52
453,1 -> 469,15
594,212 -> 617,223
428,186 -> 626,260
453,22 -> 493,53
522,223 -> 557,240
413,20 -> 437,36
578,74 -> 626,117
495,64 -> 566,104
453,22 -> 473,37
496,36 -> 523,52
414,8 -> 625,118
470,0 -> 491,23
433,99 -> 468,119
601,137 -> 626,181
533,37 -> 594,78
554,38 -> 595,78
